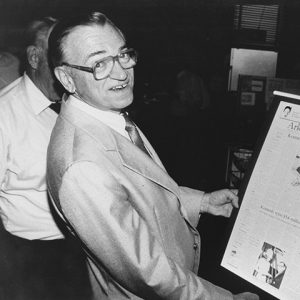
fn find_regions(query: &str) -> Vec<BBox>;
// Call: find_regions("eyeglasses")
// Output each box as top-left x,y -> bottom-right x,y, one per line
62,48 -> 137,80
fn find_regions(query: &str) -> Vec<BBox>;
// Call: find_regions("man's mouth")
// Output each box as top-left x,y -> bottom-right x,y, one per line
110,83 -> 128,91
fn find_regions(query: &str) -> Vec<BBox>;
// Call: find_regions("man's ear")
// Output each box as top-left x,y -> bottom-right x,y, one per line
27,46 -> 40,69
54,67 -> 76,94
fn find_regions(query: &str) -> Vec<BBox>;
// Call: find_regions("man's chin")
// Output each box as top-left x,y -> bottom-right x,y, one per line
117,94 -> 133,108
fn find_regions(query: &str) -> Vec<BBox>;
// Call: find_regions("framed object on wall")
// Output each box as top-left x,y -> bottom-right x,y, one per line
225,145 -> 253,189
228,48 -> 278,92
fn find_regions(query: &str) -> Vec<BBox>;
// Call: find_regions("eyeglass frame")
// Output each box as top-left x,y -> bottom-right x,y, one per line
61,48 -> 138,80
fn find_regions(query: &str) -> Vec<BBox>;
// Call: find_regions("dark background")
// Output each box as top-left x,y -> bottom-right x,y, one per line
1,0 -> 300,299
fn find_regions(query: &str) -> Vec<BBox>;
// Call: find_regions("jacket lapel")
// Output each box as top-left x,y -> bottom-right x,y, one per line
115,136 -> 191,222
114,134 -> 180,200
60,101 -> 182,208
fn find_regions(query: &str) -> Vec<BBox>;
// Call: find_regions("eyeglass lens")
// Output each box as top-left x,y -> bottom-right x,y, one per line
94,49 -> 137,80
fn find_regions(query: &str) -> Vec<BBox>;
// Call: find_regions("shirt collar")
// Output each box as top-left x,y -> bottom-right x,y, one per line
68,95 -> 127,134
23,73 -> 53,115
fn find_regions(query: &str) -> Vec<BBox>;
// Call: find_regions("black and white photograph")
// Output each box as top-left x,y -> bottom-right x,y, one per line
253,242 -> 287,290
1,1 -> 300,300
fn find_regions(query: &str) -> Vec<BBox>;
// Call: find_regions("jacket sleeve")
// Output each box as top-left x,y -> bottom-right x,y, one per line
58,160 -> 233,300
178,186 -> 206,228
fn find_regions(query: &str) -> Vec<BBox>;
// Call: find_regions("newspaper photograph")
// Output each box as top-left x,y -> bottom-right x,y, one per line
221,96 -> 300,300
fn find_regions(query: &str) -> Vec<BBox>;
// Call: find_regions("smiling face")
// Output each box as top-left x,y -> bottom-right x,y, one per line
59,23 -> 134,112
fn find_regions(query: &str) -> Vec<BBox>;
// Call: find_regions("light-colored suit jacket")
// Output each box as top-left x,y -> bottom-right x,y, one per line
47,99 -> 233,299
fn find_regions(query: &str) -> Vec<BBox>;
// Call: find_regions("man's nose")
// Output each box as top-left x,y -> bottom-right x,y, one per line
109,59 -> 128,80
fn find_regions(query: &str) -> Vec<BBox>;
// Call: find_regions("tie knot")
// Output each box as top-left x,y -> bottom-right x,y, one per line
122,112 -> 150,157
122,113 -> 135,132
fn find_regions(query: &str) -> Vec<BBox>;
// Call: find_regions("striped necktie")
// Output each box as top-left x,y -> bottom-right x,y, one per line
123,113 -> 150,157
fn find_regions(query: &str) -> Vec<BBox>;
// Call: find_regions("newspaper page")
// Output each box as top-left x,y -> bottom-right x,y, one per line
221,93 -> 300,300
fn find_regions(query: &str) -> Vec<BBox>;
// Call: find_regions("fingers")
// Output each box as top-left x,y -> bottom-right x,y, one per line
231,189 -> 238,196
226,189 -> 239,208
225,205 -> 233,218
231,195 -> 239,208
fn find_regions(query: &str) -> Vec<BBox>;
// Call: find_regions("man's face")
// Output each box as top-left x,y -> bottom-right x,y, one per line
63,24 -> 134,112
277,262 -> 286,273
265,249 -> 273,261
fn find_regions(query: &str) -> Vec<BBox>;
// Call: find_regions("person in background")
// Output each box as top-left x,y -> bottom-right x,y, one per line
0,16 -> 91,300
0,48 -> 22,90
47,11 -> 259,300
168,62 -> 214,189
172,64 -> 210,117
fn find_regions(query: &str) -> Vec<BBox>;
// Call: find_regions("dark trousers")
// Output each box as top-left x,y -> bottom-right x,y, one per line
0,228 -> 92,300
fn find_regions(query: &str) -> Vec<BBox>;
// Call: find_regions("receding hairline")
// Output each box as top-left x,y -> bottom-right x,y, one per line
62,22 -> 125,43
48,12 -> 127,67
59,23 -> 126,63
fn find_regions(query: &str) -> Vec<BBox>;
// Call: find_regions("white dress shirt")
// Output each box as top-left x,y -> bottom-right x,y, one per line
69,95 -> 131,140
0,73 -> 64,240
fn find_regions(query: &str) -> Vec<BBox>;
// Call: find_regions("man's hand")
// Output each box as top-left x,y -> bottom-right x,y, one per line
201,189 -> 239,217
233,292 -> 259,300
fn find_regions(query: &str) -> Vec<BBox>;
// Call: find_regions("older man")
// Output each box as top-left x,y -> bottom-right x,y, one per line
0,17 -> 90,300
47,12 -> 259,300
